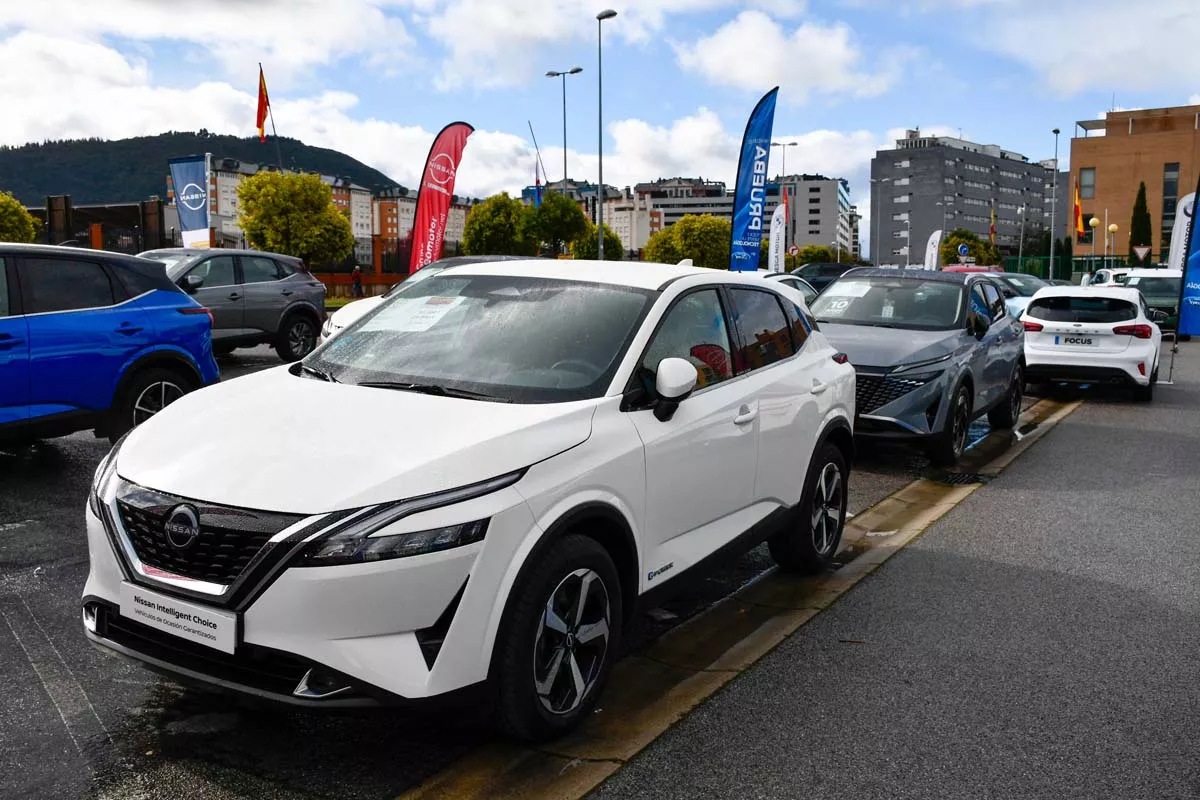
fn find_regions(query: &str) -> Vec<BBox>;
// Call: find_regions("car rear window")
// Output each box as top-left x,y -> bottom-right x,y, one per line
1126,277 -> 1180,295
1026,296 -> 1137,323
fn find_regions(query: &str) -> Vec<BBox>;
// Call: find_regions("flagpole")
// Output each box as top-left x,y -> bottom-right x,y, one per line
260,62 -> 284,171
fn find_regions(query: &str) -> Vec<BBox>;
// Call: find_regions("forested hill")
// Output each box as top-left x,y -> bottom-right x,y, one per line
0,131 -> 402,205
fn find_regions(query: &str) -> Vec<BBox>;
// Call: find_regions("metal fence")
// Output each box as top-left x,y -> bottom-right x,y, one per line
1001,255 -> 1132,280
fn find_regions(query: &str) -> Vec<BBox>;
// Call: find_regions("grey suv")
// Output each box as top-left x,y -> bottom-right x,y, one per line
139,248 -> 327,362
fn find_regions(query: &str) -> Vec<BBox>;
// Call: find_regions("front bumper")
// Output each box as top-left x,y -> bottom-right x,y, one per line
1025,347 -> 1152,386
853,368 -> 951,441
82,478 -> 537,705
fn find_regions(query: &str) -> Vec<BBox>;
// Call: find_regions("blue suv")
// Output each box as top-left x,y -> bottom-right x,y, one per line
0,244 -> 219,445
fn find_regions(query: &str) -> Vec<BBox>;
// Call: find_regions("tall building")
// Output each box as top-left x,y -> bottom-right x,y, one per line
632,176 -> 792,240
605,193 -> 663,254
848,205 -> 861,258
1069,105 -> 1200,261
870,129 -> 1056,265
323,176 -> 373,263
775,174 -> 853,253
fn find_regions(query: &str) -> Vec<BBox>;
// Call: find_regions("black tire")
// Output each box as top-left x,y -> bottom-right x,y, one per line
988,363 -> 1024,429
929,383 -> 972,466
109,367 -> 191,444
275,314 -> 318,362
769,442 -> 849,573
493,534 -> 622,742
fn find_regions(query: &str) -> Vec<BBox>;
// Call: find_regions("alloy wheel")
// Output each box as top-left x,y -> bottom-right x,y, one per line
289,320 -> 316,357
132,381 -> 185,426
1009,367 -> 1023,422
533,568 -> 611,716
952,394 -> 970,457
810,461 -> 844,556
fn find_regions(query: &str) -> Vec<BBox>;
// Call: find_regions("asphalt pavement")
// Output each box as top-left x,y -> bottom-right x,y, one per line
0,345 -> 927,800
590,343 -> 1200,800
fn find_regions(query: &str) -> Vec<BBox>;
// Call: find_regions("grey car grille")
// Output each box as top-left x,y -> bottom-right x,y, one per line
855,372 -> 936,416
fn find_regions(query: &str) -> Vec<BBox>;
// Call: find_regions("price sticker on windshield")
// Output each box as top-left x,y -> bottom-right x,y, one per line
362,296 -> 466,332
823,281 -> 871,298
823,299 -> 851,315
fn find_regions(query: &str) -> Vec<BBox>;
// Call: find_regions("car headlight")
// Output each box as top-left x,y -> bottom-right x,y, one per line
88,440 -> 123,517
295,469 -> 524,567
890,353 -> 952,375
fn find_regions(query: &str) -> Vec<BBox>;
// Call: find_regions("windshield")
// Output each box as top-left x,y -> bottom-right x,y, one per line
306,274 -> 654,403
997,275 -> 1049,296
384,264 -> 446,296
1027,296 -> 1136,323
1126,276 -> 1181,296
809,277 -> 964,330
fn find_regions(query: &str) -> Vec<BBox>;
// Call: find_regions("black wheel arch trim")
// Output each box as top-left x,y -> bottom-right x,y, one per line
281,301 -> 324,328
110,350 -> 203,413
488,501 -> 640,676
815,415 -> 855,465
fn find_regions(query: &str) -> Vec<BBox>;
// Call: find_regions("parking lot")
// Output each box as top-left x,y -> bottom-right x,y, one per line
1,345 -> 1191,800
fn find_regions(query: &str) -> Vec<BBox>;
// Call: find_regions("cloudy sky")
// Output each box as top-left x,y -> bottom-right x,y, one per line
1,0 -> 1198,245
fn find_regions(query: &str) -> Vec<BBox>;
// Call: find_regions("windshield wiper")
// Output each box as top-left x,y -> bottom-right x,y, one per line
354,381 -> 509,402
299,364 -> 339,383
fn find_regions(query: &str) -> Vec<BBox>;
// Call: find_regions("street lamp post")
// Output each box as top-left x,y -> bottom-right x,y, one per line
545,66 -> 583,189
1089,216 -> 1100,274
1017,205 -> 1025,273
595,9 -> 617,260
1049,128 -> 1060,281
771,141 -> 797,254
1108,222 -> 1119,270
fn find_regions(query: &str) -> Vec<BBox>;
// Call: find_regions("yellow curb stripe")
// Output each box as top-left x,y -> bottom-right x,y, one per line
394,398 -> 1081,800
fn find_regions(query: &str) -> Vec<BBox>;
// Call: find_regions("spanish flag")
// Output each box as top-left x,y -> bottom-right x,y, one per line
1073,178 -> 1084,237
255,65 -> 270,143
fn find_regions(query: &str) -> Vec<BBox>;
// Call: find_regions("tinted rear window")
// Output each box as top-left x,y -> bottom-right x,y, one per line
1126,277 -> 1180,296
1027,296 -> 1136,323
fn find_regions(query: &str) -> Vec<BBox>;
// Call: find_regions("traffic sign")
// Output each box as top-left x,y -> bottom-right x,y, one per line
1133,245 -> 1151,262
958,256 -> 976,264
787,245 -> 799,256
957,243 -> 969,257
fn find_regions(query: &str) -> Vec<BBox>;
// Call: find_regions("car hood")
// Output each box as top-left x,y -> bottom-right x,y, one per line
116,367 -> 597,514
329,296 -> 384,329
817,323 -> 965,370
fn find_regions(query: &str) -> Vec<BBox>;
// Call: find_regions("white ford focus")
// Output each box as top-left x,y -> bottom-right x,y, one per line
83,259 -> 855,740
1021,285 -> 1166,401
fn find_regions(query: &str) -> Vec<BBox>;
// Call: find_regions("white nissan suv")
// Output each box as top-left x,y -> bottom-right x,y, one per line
83,259 -> 855,741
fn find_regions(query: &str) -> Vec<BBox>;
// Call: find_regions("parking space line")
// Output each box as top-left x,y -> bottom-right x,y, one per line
395,398 -> 1082,800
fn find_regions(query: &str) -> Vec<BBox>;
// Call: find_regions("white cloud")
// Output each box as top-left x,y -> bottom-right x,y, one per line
1190,94 -> 1200,105
407,0 -> 807,89
674,11 -> 912,103
0,0 -> 412,83
0,28 -> 902,236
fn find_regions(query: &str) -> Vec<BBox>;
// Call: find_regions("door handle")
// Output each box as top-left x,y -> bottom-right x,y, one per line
115,325 -> 144,336
733,403 -> 758,425
281,290 -> 294,296
0,335 -> 23,350
228,292 -> 241,300
811,378 -> 829,395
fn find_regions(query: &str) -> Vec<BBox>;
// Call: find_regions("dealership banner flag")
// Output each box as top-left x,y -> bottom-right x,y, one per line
1168,192 -> 1195,272
1177,180 -> 1200,336
409,121 -> 474,273
169,155 -> 210,247
767,203 -> 786,273
924,229 -> 943,271
728,87 -> 779,271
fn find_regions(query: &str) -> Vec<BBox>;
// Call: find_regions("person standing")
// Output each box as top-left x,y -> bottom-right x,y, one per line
351,265 -> 364,298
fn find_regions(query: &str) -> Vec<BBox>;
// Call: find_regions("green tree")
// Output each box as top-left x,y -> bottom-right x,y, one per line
0,190 -> 36,243
940,227 -> 1000,267
526,192 -> 588,255
644,214 -> 732,270
1128,181 -> 1153,265
237,172 -> 354,266
796,244 -> 835,264
571,222 -> 622,260
463,192 -> 536,256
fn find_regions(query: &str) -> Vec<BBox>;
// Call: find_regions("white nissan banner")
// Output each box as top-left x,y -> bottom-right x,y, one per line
924,229 -> 943,271
767,203 -> 787,273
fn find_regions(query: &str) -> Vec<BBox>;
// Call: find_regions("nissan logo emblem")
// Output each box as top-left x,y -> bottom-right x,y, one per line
428,153 -> 457,186
178,182 -> 207,212
164,505 -> 200,550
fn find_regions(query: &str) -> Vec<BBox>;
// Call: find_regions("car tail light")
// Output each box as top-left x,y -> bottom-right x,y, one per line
179,306 -> 214,326
832,352 -> 849,364
1113,324 -> 1153,339
1022,321 -> 1044,332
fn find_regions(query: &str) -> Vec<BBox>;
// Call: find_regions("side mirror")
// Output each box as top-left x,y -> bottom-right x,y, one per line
968,313 -> 987,339
183,273 -> 204,292
1150,309 -> 1169,323
653,357 -> 698,422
